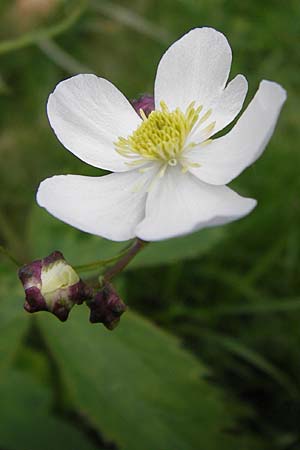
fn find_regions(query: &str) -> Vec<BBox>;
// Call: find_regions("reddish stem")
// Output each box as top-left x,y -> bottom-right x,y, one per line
104,239 -> 147,282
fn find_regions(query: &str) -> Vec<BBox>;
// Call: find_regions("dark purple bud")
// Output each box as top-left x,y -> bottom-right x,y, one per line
132,94 -> 155,118
18,251 -> 92,322
87,283 -> 127,330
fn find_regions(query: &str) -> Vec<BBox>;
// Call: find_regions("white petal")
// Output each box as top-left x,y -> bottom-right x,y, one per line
37,171 -> 150,241
186,74 -> 248,143
208,74 -> 248,136
135,167 -> 256,241
47,74 -> 141,172
155,28 -> 232,111
188,80 -> 287,185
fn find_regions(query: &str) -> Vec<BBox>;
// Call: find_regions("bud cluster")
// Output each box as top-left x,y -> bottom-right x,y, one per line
87,282 -> 126,330
18,251 -> 126,329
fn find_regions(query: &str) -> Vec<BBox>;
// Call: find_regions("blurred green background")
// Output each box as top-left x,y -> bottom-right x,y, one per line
0,0 -> 300,449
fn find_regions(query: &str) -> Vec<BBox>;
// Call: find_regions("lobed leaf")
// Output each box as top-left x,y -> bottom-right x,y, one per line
0,370 -> 96,450
38,307 -> 237,450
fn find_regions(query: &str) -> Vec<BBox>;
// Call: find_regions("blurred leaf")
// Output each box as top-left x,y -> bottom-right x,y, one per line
0,264 -> 29,373
131,228 -> 225,268
0,244 -> 19,266
200,331 -> 300,400
201,297 -> 300,316
90,0 -> 173,44
0,0 -> 87,55
0,73 -> 10,95
28,205 -> 225,269
28,205 -> 125,262
38,307 -> 237,450
0,370 -> 96,450
38,38 -> 91,74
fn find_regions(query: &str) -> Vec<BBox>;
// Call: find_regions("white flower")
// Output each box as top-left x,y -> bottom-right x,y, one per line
37,27 -> 286,242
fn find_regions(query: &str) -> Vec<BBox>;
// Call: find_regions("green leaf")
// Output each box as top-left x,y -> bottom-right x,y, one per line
28,205 -> 225,269
90,0 -> 173,45
38,307 -> 237,450
0,370 -> 96,450
0,264 -> 30,373
0,0 -> 88,55
200,330 -> 300,400
131,227 -> 225,268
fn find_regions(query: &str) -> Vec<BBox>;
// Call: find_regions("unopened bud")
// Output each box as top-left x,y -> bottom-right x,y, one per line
87,283 -> 126,330
132,94 -> 154,118
19,251 -> 92,321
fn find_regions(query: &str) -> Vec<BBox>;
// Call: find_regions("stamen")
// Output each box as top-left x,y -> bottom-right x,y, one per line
198,108 -> 212,125
139,166 -> 153,173
200,138 -> 213,147
180,160 -> 201,173
202,121 -> 216,135
160,100 -> 169,113
147,169 -> 163,192
132,179 -> 147,193
115,101 -> 215,169
139,108 -> 148,121
158,164 -> 168,178
188,108 -> 213,138
125,159 -> 148,167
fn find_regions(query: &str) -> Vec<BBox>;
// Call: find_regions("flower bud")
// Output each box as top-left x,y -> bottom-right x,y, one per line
132,94 -> 154,118
87,283 -> 127,330
18,251 -> 92,321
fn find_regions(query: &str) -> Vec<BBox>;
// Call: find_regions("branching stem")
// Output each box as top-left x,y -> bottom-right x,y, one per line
75,238 -> 148,284
104,239 -> 148,282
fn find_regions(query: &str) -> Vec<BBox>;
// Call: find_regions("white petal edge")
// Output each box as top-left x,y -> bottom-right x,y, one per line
37,171 -> 151,242
188,80 -> 287,185
135,167 -> 256,241
208,74 -> 248,137
154,28 -> 232,111
47,74 -> 141,172
186,74 -> 248,143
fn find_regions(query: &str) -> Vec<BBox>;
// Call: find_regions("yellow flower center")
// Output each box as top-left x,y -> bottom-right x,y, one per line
115,101 -> 215,169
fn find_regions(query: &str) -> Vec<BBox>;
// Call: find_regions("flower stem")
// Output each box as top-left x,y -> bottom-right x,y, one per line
104,239 -> 147,282
74,242 -> 133,273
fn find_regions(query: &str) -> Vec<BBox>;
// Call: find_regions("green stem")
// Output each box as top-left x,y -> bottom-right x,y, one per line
78,239 -> 148,288
38,39 -> 91,74
0,210 -> 26,263
89,0 -> 172,45
0,0 -> 87,55
74,241 -> 137,273
74,239 -> 146,272
104,239 -> 147,282
0,211 -> 22,251
0,245 -> 20,267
